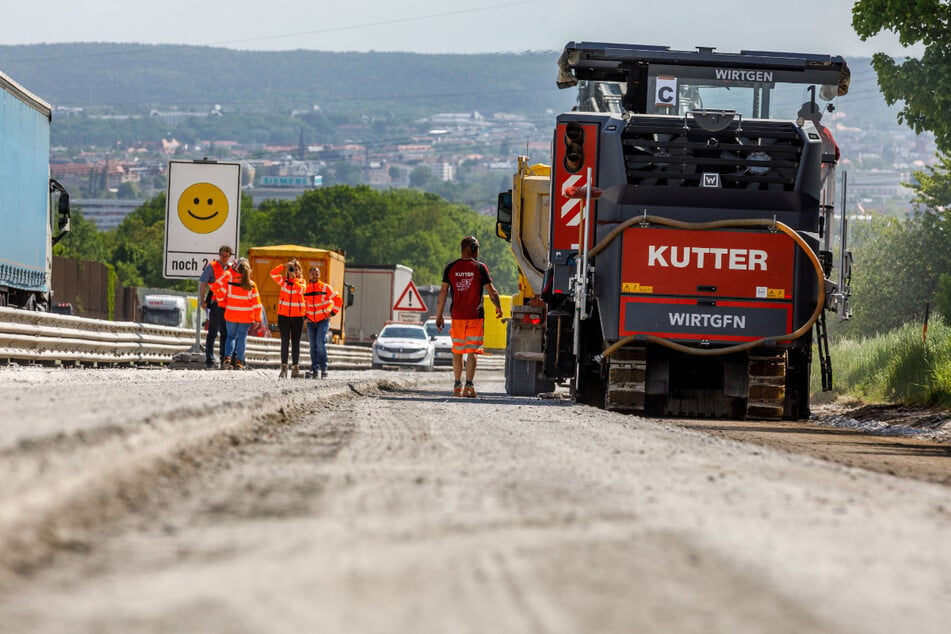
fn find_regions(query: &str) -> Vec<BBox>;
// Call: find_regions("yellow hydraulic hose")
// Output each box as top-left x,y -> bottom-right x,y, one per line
593,215 -> 826,359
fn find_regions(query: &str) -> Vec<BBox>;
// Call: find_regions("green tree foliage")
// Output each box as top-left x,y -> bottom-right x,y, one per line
245,185 -> 517,293
52,209 -> 112,262
853,0 -> 951,152
840,211 -> 951,336
116,181 -> 140,200
909,152 -> 951,208
845,3 -> 951,333
409,166 -> 433,188
48,183 -> 518,299
110,195 -> 171,289
934,273 -> 951,322
324,162 -> 364,187
102,191 -> 259,290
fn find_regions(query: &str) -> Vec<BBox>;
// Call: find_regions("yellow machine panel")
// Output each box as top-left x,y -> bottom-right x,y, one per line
482,294 -> 512,351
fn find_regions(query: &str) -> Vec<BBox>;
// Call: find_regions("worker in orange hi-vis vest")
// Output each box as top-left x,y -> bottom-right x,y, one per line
215,257 -> 265,371
270,259 -> 307,378
304,264 -> 342,379
435,235 -> 503,398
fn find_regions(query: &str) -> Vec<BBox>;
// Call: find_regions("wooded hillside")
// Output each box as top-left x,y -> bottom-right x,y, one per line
0,43 -> 575,116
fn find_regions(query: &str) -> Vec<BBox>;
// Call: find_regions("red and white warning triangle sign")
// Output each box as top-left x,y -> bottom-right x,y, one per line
393,280 -> 427,312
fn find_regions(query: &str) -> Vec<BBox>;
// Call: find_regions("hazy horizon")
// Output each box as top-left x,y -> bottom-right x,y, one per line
6,1 -> 923,58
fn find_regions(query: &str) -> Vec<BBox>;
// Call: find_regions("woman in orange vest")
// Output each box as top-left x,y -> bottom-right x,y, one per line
270,259 -> 306,378
199,245 -> 234,368
215,257 -> 265,370
304,264 -> 343,379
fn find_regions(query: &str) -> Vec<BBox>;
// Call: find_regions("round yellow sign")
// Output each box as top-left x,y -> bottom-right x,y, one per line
177,182 -> 229,234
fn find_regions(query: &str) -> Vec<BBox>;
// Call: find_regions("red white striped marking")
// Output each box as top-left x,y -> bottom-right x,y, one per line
560,174 -> 585,228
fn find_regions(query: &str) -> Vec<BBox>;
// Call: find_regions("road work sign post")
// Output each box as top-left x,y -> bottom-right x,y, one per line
163,159 -> 242,361
164,159 -> 241,279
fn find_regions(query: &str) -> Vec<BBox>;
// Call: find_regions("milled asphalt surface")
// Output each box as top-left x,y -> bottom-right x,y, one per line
0,365 -> 949,633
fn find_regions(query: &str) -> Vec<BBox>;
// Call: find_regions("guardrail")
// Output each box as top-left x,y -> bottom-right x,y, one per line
0,307 -> 372,369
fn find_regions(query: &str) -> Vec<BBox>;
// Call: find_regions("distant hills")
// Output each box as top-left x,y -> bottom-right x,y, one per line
0,43 -> 576,117
0,43 -> 905,148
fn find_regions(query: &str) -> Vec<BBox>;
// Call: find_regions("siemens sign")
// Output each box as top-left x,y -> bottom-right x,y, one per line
261,175 -> 323,188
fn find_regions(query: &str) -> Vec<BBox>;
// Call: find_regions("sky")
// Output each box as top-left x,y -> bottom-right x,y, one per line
5,0 -> 923,58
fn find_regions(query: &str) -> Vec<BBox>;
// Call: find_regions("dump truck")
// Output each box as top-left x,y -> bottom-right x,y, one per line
247,245 -> 348,342
0,69 -> 70,310
496,158 -> 556,395
497,42 -> 853,420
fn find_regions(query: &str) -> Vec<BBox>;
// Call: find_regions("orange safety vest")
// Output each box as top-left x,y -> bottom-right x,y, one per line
208,259 -> 231,307
304,280 -> 342,323
215,269 -> 263,324
270,264 -> 306,318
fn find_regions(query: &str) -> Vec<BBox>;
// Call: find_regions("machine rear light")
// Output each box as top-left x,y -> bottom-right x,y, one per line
520,313 -> 543,325
564,121 -> 585,172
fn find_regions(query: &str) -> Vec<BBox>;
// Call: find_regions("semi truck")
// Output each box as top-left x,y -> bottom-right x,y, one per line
139,293 -> 197,329
247,244 -> 349,342
344,264 -> 417,344
0,69 -> 71,310
497,42 -> 853,420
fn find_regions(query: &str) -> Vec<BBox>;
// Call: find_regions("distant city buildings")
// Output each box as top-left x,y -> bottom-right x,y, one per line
74,199 -> 142,230
48,106 -> 940,230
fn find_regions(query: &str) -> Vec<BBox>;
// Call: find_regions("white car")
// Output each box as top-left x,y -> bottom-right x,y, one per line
424,318 -> 453,366
371,323 -> 435,371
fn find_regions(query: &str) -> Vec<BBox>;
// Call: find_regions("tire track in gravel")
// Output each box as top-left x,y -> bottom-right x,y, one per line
0,370 -> 439,589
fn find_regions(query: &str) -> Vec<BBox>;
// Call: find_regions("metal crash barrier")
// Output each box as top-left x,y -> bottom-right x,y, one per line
0,307 -> 372,369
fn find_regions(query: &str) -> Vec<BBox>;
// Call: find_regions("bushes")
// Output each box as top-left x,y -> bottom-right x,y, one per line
817,317 -> 951,407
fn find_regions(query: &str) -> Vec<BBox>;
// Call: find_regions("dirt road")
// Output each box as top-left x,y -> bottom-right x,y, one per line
669,403 -> 951,486
0,366 -> 949,633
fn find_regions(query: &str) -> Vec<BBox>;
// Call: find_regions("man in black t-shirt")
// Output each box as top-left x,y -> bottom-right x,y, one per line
435,236 -> 503,398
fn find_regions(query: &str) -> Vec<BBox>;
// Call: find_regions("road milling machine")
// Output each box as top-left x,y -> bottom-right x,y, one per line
497,42 -> 853,419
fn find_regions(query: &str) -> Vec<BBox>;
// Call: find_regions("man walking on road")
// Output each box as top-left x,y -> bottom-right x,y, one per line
435,236 -> 503,398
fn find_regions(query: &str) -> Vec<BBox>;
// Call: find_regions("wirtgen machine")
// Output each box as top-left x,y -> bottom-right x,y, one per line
497,42 -> 853,419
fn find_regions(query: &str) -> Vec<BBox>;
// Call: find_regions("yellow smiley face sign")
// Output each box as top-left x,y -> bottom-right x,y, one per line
177,182 -> 229,234
165,161 -> 241,280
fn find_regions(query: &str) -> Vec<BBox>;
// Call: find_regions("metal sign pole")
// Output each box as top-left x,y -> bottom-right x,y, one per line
192,286 -> 203,353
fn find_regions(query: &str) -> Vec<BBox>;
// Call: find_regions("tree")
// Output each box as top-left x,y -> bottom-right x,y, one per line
326,161 -> 363,186
116,181 -> 139,200
49,185 -> 518,299
849,3 -> 951,330
840,210 -> 951,336
52,209 -> 112,262
909,153 -> 951,208
409,166 -> 433,188
246,185 -> 517,293
110,196 -> 170,289
853,1 -> 951,152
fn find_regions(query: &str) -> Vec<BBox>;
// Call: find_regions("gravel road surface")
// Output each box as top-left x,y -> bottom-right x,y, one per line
0,365 -> 949,633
